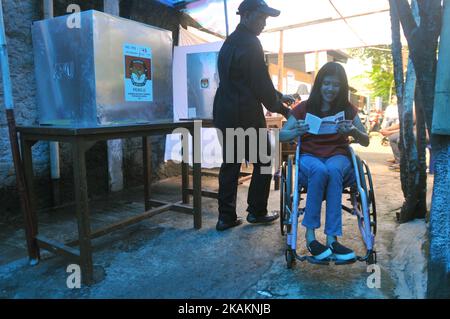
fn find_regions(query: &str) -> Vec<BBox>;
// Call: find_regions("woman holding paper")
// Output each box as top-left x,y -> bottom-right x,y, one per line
280,62 -> 369,262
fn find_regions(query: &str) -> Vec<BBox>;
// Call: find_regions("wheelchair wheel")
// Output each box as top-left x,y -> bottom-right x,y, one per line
356,155 -> 368,199
356,156 -> 377,236
279,162 -> 286,236
280,157 -> 294,236
362,160 -> 377,236
367,250 -> 377,265
285,249 -> 295,269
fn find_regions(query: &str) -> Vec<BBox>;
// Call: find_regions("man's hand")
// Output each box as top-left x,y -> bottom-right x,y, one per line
281,94 -> 295,106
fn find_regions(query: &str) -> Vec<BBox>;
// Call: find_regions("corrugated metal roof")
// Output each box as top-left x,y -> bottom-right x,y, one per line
155,0 -> 201,8
182,0 -> 405,53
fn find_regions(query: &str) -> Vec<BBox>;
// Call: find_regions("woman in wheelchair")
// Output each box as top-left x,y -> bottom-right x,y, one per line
280,62 -> 369,262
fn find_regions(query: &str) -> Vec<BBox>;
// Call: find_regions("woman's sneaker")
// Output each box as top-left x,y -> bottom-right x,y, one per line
307,240 -> 332,261
329,242 -> 356,261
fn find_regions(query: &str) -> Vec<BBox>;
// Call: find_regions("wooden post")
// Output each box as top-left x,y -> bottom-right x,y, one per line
43,0 -> 62,207
72,140 -> 93,285
13,117 -> 40,263
277,30 -> 284,92
181,133 -> 190,204
44,0 -> 53,18
223,0 -> 229,37
0,0 -> 39,265
191,122 -> 202,229
104,0 -> 124,193
143,136 -> 152,211
314,51 -> 319,80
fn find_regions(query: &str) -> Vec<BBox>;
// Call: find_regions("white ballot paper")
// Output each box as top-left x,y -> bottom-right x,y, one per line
305,111 -> 347,135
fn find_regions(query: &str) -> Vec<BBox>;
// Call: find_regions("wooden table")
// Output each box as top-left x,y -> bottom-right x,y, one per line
16,121 -> 203,285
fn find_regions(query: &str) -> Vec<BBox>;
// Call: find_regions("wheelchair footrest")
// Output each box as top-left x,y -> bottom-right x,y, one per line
334,258 -> 357,265
303,255 -> 358,266
305,255 -> 331,265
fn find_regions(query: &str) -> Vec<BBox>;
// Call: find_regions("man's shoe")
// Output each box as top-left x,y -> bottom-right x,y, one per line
246,211 -> 279,224
216,218 -> 243,231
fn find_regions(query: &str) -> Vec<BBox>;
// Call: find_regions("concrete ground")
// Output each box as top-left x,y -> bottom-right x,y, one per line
0,135 -> 432,299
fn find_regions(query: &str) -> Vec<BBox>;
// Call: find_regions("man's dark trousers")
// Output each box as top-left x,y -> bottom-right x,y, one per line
218,131 -> 272,223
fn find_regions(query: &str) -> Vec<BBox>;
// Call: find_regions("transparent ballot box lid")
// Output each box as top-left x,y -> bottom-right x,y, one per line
32,10 -> 173,127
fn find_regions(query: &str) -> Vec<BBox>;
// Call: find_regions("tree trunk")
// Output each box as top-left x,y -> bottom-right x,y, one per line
389,0 -> 424,222
396,0 -> 441,137
399,60 -> 423,223
414,86 -> 427,219
391,0 -> 448,298
389,0 -> 406,199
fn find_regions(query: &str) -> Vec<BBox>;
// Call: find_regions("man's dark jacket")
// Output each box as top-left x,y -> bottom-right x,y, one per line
213,23 -> 290,131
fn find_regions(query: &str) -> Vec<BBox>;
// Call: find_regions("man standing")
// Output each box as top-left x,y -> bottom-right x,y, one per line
213,0 -> 291,231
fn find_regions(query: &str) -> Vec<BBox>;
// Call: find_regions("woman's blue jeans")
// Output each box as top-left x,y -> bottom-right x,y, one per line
298,154 -> 355,237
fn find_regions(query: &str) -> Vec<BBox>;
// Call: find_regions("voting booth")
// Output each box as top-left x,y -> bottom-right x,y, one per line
165,41 -> 280,169
32,10 -> 173,127
165,42 -> 224,168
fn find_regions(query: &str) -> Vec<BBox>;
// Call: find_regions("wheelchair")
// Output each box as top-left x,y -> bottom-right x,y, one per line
279,139 -> 377,268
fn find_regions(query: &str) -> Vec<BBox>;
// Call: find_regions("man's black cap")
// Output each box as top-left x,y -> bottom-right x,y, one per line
236,0 -> 281,17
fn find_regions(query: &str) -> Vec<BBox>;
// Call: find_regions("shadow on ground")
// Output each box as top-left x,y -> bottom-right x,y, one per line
0,135 -> 430,298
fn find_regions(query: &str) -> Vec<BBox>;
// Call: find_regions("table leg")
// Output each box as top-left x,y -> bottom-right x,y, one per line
181,134 -> 189,204
191,129 -> 201,229
19,137 -> 40,263
72,140 -> 93,285
143,136 -> 152,211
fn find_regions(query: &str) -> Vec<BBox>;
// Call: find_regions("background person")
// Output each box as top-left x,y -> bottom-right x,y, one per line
380,106 -> 416,170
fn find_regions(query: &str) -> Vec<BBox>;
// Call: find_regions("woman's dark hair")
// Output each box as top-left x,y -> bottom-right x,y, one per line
306,62 -> 352,118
